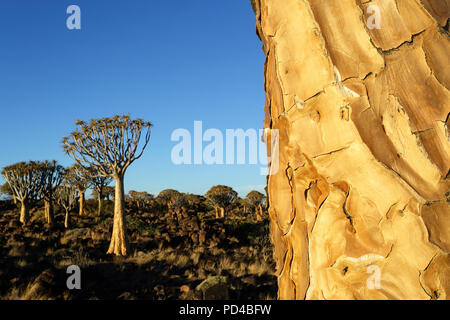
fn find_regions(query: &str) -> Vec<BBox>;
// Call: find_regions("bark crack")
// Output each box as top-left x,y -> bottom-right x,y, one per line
312,146 -> 350,159
343,189 -> 356,231
380,30 -> 427,54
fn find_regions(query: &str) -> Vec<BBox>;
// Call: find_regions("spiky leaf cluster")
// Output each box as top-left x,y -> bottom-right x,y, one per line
40,160 -> 66,199
1,161 -> 48,203
156,189 -> 180,205
64,164 -> 93,191
205,185 -> 238,208
62,115 -> 152,177
128,190 -> 153,201
245,190 -> 266,208
55,184 -> 79,211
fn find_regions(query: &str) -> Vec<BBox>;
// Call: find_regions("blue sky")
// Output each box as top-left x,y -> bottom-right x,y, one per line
0,0 -> 266,197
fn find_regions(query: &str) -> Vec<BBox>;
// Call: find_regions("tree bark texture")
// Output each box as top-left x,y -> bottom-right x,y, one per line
107,174 -> 129,256
78,190 -> 85,217
44,198 -> 54,226
251,0 -> 449,300
20,201 -> 29,225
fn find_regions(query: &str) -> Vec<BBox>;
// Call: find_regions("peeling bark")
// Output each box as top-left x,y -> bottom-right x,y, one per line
19,201 -> 29,225
252,0 -> 449,300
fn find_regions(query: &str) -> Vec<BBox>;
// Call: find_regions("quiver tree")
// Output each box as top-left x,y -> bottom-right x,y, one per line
168,193 -> 189,212
40,160 -> 65,226
128,190 -> 153,212
239,198 -> 249,214
1,161 -> 46,225
90,173 -> 112,216
62,115 -> 152,256
65,164 -> 92,217
55,184 -> 78,228
156,189 -> 180,206
205,185 -> 238,219
246,190 -> 266,221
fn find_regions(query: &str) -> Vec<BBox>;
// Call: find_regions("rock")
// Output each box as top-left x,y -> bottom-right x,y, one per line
180,285 -> 190,293
60,228 -> 89,245
251,0 -> 449,299
136,251 -> 145,257
199,230 -> 207,245
23,268 -> 58,299
161,233 -> 171,242
228,236 -> 239,244
190,233 -> 199,244
153,285 -> 165,299
87,229 -> 107,241
241,275 -> 258,286
117,291 -> 135,300
8,220 -> 20,228
195,276 -> 229,300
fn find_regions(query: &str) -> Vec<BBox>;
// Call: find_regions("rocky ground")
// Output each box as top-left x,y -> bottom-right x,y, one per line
0,201 -> 276,300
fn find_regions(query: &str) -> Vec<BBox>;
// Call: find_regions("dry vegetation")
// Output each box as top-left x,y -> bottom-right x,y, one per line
0,197 -> 276,300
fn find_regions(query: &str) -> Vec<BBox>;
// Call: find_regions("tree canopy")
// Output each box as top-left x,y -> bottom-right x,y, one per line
246,190 -> 266,208
65,164 -> 93,192
40,160 -> 65,198
1,161 -> 47,203
1,161 -> 49,224
157,189 -> 180,205
62,115 -> 152,178
205,185 -> 238,209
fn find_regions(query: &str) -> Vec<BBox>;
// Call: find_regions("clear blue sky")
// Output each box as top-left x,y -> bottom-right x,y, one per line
0,0 -> 266,197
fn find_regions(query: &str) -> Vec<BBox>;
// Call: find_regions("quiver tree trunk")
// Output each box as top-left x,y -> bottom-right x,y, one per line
107,174 -> 129,256
44,198 -> 54,226
251,0 -> 449,300
97,192 -> 103,216
19,201 -> 29,225
256,204 -> 263,222
78,190 -> 85,217
136,200 -> 141,213
64,208 -> 71,229
220,207 -> 225,219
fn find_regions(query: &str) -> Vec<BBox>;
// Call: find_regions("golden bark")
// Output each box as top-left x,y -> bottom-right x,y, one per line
19,201 -> 29,225
251,0 -> 449,300
64,208 -> 71,229
44,198 -> 54,226
78,190 -> 85,217
97,196 -> 103,216
107,174 -> 129,256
